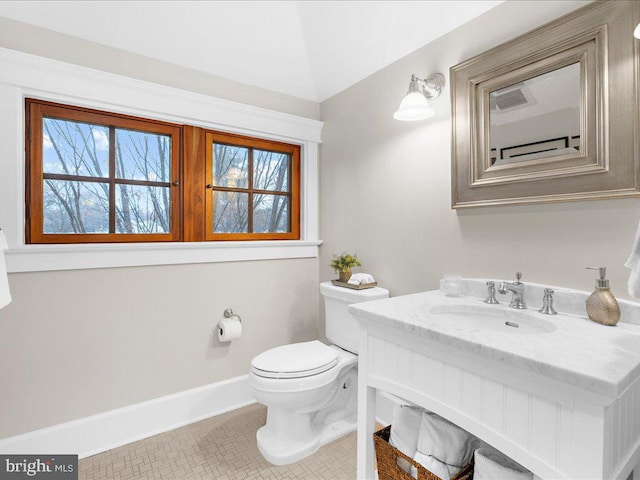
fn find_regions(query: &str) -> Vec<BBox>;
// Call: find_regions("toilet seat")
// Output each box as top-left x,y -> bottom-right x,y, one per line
251,340 -> 339,379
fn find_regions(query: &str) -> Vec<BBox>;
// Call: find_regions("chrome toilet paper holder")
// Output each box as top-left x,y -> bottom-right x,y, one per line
223,308 -> 242,323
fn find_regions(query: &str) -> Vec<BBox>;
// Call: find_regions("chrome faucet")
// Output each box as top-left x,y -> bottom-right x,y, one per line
498,272 -> 527,309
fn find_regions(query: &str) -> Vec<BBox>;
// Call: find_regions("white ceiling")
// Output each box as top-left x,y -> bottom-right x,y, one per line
0,1 -> 503,102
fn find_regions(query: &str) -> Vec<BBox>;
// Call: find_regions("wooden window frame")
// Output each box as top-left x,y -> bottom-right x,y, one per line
204,131 -> 300,241
26,99 -> 183,244
25,99 -> 301,245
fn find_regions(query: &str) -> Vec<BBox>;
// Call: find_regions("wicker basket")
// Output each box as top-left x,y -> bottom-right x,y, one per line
374,425 -> 474,480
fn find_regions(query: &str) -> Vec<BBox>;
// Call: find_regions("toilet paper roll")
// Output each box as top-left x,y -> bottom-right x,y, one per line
218,318 -> 242,342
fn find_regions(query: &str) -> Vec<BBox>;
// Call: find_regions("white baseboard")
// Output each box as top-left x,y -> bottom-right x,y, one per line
0,375 -> 255,459
0,374 -> 405,460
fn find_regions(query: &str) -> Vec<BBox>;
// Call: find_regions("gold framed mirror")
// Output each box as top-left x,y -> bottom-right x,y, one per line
450,1 -> 640,208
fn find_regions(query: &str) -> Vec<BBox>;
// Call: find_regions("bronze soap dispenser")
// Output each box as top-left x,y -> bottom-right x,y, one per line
585,267 -> 620,326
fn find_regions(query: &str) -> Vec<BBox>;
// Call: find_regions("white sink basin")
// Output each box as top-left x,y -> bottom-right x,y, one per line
428,304 -> 557,335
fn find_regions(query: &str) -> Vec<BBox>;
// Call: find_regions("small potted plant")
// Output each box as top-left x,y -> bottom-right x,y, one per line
330,252 -> 362,282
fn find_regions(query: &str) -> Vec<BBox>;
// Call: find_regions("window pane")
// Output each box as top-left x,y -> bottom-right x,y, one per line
115,129 -> 171,182
43,118 -> 109,178
116,184 -> 171,234
213,191 -> 248,233
253,194 -> 289,233
213,144 -> 248,189
253,150 -> 289,192
43,180 -> 109,233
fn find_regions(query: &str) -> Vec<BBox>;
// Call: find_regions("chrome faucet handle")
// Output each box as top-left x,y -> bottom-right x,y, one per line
484,281 -> 499,304
515,271 -> 522,283
539,288 -> 557,315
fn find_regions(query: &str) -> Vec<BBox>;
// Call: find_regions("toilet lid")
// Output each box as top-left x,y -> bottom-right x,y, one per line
251,341 -> 339,379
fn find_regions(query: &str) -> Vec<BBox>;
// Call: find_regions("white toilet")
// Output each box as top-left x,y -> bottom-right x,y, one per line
249,281 -> 389,465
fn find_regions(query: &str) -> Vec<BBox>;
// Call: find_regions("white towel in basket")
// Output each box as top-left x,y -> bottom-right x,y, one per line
412,451 -> 454,480
389,404 -> 423,473
474,448 -> 533,480
410,411 -> 479,480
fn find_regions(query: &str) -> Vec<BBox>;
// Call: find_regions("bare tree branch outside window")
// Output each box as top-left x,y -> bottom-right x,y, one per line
42,118 -> 172,234
212,144 -> 290,234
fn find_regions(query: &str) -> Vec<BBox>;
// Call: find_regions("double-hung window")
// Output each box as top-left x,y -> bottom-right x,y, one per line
25,99 -> 301,244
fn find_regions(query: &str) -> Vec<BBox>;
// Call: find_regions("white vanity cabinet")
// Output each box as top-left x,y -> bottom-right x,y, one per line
350,283 -> 640,480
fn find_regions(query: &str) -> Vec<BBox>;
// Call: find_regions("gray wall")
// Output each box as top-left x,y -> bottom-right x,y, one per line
318,0 -> 640,304
0,259 -> 319,438
0,18 -> 321,438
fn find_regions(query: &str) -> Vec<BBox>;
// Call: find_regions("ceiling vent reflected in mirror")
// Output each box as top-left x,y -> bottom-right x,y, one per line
490,85 -> 535,112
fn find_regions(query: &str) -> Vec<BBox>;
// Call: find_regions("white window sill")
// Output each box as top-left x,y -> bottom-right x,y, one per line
6,240 -> 323,273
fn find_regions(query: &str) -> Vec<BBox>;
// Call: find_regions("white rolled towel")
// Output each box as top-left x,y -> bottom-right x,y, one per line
347,272 -> 375,285
410,411 -> 479,480
0,230 -> 11,310
389,404 -> 423,474
626,218 -> 640,298
474,448 -> 533,480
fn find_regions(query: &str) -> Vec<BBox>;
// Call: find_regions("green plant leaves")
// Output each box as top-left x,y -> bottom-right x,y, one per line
329,252 -> 362,272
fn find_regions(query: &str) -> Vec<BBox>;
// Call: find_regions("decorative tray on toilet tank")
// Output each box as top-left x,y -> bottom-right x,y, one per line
331,280 -> 378,290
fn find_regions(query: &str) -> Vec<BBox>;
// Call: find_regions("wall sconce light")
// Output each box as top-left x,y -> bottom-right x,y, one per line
635,22 -> 640,39
393,73 -> 446,121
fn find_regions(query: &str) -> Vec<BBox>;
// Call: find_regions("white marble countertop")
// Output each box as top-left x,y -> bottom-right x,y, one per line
350,288 -> 640,399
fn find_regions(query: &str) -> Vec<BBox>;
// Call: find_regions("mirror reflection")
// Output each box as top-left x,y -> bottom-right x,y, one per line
489,63 -> 580,166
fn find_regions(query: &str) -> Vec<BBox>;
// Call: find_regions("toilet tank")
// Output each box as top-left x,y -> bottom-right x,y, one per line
320,281 -> 389,354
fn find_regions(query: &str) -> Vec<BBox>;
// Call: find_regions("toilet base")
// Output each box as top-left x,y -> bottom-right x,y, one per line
256,366 -> 358,465
256,413 -> 357,466
317,414 -> 358,450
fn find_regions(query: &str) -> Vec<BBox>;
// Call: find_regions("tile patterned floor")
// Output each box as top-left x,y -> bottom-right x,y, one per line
79,403 -> 357,480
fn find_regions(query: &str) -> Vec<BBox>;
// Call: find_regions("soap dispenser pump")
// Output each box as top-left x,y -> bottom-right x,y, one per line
585,267 -> 620,326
